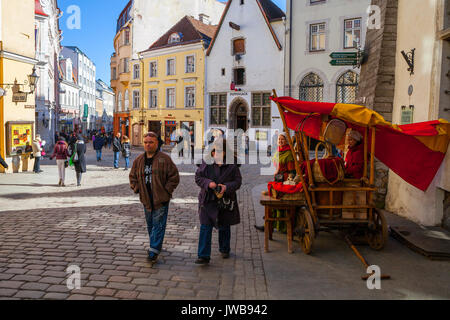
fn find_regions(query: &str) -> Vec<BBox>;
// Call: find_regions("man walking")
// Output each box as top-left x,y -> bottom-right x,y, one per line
129,132 -> 180,263
113,132 -> 122,169
94,132 -> 106,162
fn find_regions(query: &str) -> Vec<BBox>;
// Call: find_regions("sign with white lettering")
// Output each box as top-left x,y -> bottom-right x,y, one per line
12,92 -> 27,103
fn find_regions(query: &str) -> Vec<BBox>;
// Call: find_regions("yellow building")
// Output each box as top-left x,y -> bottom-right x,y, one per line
136,16 -> 217,149
0,0 -> 38,173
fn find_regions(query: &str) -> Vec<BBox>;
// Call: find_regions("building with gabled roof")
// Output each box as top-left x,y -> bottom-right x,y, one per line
133,16 -> 218,148
206,0 -> 285,154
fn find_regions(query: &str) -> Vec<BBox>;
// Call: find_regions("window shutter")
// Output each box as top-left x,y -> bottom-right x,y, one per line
233,39 -> 245,55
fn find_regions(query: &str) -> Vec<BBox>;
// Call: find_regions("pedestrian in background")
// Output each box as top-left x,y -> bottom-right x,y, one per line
71,134 -> 86,187
0,148 -> 8,171
122,135 -> 131,171
129,132 -> 180,263
93,131 -> 106,162
113,132 -> 122,169
50,137 -> 69,187
32,135 -> 43,174
107,133 -> 112,149
194,139 -> 242,265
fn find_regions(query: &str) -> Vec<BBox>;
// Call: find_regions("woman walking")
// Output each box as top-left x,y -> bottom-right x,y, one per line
50,137 -> 69,186
122,135 -> 131,171
194,139 -> 242,265
71,134 -> 86,187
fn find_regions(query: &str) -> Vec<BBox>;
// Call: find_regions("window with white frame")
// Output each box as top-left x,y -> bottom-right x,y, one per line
168,33 -> 181,44
186,56 -> 195,73
166,88 -> 175,108
210,93 -> 227,126
149,89 -> 157,108
344,18 -> 361,49
310,23 -> 326,51
133,64 -> 140,80
167,58 -> 175,76
132,90 -> 140,109
149,61 -> 157,78
185,87 -> 195,108
252,93 -> 271,127
124,89 -> 129,110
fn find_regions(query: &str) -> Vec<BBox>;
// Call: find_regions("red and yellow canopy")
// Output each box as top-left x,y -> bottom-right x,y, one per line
271,97 -> 450,191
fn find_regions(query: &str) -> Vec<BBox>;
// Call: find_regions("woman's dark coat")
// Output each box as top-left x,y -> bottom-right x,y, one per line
195,162 -> 242,227
73,140 -> 87,173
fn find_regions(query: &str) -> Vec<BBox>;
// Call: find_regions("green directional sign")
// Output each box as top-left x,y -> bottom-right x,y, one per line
330,59 -> 358,66
330,52 -> 358,59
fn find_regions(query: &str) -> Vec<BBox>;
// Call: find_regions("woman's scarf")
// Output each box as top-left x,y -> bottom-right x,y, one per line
273,144 -> 294,166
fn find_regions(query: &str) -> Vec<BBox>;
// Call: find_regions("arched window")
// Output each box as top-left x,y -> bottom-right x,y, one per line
336,71 -> 359,104
124,89 -> 129,110
118,92 -> 122,112
168,33 -> 181,44
299,73 -> 324,102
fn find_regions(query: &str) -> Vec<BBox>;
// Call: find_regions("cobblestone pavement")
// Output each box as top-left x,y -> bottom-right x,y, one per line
1,145 -> 449,300
0,145 -> 271,300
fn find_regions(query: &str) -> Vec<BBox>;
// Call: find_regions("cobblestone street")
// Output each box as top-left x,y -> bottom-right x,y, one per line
0,146 -> 270,300
0,146 -> 449,300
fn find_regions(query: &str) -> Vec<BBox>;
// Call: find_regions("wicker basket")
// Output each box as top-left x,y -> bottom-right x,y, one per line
271,188 -> 305,201
323,119 -> 347,145
313,142 -> 345,185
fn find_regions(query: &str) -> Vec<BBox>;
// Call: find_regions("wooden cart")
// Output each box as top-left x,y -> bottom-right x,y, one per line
271,90 -> 388,255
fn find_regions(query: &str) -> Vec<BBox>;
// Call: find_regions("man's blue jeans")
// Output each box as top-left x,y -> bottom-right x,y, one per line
198,224 -> 231,259
96,149 -> 102,161
144,205 -> 169,258
113,151 -> 120,168
124,157 -> 130,169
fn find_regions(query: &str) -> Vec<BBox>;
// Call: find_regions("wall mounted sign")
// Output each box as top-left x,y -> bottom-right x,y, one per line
5,121 -> 34,156
12,92 -> 27,103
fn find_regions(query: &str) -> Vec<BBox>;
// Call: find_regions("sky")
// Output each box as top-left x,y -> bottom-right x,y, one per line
59,0 -> 287,85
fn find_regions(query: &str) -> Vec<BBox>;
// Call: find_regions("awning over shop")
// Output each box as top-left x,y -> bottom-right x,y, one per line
271,96 -> 450,192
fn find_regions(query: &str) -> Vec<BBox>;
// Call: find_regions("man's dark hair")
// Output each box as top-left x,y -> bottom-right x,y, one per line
144,132 -> 158,139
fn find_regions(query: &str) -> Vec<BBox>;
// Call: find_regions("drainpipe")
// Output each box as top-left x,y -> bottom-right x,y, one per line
288,0 -> 293,97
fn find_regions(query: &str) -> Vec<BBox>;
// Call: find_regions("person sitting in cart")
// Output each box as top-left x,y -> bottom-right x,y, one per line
273,132 -> 296,181
345,129 -> 365,179
271,132 -> 297,233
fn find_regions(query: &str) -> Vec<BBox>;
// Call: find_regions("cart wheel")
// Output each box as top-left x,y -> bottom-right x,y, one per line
298,207 -> 315,254
366,209 -> 388,250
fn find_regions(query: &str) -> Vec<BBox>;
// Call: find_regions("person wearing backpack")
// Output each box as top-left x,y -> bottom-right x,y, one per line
50,137 -> 69,186
122,136 -> 131,171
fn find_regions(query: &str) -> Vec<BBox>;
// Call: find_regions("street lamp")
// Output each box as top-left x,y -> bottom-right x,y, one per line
27,67 -> 39,94
0,67 -> 40,95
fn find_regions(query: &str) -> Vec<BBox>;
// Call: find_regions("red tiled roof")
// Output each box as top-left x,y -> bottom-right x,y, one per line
142,16 -> 217,53
35,0 -> 48,17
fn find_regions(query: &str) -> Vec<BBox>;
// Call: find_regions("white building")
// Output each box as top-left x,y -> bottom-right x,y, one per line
96,79 -> 115,132
34,0 -> 62,147
60,46 -> 96,134
58,57 -> 80,134
285,0 -> 370,103
129,0 -> 226,60
206,0 -> 285,151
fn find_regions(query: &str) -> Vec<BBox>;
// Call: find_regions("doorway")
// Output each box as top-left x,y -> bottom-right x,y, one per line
237,115 -> 247,131
148,121 -> 161,137
132,123 -> 142,146
164,121 -> 177,145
